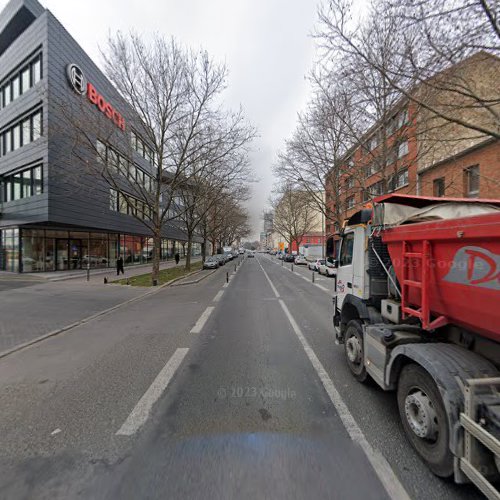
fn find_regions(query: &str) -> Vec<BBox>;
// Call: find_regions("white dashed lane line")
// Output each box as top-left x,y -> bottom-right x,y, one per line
116,348 -> 189,436
190,306 -> 215,334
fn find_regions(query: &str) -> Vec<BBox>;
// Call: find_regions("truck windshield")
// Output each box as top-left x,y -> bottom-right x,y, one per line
339,233 -> 354,266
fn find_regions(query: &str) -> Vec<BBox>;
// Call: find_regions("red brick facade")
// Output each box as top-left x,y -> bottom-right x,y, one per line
418,139 -> 500,199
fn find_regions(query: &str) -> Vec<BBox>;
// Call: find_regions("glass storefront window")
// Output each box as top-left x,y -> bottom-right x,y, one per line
22,234 -> 44,271
123,235 -> 134,264
87,238 -> 108,268
0,228 -> 19,272
133,236 -> 142,264
161,239 -> 169,260
109,234 -> 118,267
45,238 -> 55,271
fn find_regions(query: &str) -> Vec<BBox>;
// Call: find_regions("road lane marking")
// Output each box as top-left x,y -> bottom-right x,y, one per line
315,284 -> 329,292
258,260 -> 410,500
213,290 -> 224,302
277,299 -> 410,500
257,258 -> 280,298
190,306 -> 215,334
222,282 -> 229,288
116,348 -> 189,436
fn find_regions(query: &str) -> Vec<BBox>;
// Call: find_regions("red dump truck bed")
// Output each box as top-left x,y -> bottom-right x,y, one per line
376,195 -> 500,342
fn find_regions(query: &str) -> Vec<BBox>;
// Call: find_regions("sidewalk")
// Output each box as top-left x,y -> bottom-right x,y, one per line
0,257 -> 203,355
15,257 -> 201,284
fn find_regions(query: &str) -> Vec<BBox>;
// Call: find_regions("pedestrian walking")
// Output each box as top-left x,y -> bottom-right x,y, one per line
116,255 -> 125,275
174,252 -> 180,265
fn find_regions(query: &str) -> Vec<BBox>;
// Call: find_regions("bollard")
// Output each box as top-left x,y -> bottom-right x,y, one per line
104,277 -> 108,284
234,264 -> 237,273
86,264 -> 90,282
291,263 -> 294,272
153,279 -> 158,286
226,272 -> 229,283
312,271 -> 315,283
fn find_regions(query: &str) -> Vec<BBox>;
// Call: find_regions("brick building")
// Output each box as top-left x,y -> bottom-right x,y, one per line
325,51 -> 500,256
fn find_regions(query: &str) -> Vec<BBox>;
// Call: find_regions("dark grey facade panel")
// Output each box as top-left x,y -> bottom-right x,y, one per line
0,0 -> 198,250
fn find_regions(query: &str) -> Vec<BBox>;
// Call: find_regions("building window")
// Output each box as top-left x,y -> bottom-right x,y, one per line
391,168 -> 408,190
398,139 -> 409,159
130,130 -> 155,166
98,140 -> 153,192
369,180 -> 385,196
345,176 -> 354,189
0,53 -> 42,110
346,195 -> 355,209
368,133 -> 379,151
0,108 -> 43,157
433,177 -> 445,197
465,165 -> 479,198
111,189 -> 150,221
1,164 -> 43,202
398,109 -> 409,128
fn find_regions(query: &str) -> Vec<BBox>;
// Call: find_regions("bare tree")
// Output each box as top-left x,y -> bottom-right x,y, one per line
316,0 -> 500,142
270,185 -> 317,254
176,114 -> 255,271
53,33 -> 250,284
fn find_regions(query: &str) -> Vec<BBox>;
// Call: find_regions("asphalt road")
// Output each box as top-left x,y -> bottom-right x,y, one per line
0,255 -> 482,499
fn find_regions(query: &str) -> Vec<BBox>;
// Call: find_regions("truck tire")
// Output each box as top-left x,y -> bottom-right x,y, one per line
344,320 -> 369,383
397,363 -> 453,478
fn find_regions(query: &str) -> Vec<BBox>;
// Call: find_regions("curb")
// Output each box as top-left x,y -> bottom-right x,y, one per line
171,269 -> 216,286
0,267 -> 206,361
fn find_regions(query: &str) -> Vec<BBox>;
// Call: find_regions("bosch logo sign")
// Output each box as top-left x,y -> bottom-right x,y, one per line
66,63 -> 126,131
66,64 -> 87,95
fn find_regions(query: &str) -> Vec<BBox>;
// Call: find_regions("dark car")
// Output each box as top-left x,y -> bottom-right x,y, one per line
203,257 -> 219,270
284,254 -> 295,262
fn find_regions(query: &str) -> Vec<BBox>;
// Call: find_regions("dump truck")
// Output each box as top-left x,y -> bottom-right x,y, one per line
332,194 -> 500,498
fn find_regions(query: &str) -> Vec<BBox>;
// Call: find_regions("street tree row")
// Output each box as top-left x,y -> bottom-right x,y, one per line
55,33 -> 255,283
274,0 -> 499,232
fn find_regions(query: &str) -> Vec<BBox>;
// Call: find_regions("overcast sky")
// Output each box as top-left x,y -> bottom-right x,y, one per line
32,0 -> 320,240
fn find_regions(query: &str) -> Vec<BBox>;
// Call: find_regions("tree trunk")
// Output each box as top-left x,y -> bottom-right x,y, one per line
152,231 -> 161,285
185,234 -> 193,271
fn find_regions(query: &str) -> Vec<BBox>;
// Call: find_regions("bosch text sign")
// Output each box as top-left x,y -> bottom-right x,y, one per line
66,64 -> 126,131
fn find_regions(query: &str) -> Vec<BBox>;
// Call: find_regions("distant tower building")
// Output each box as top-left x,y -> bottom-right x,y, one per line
263,211 -> 274,248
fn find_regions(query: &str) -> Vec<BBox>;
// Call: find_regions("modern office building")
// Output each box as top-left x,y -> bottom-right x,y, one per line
0,0 -> 200,272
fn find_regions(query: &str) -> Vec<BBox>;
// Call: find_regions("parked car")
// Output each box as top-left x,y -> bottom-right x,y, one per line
248,251 -> 255,258
215,254 -> 225,265
308,259 -> 325,272
294,255 -> 308,265
318,256 -> 337,276
203,257 -> 219,270
284,254 -> 295,263
224,253 -> 233,261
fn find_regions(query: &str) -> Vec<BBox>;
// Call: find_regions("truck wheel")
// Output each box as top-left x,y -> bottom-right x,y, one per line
344,320 -> 369,383
397,364 -> 453,478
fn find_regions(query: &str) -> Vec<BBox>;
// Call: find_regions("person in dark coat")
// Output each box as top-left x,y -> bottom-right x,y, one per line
116,255 -> 125,275
174,252 -> 180,265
